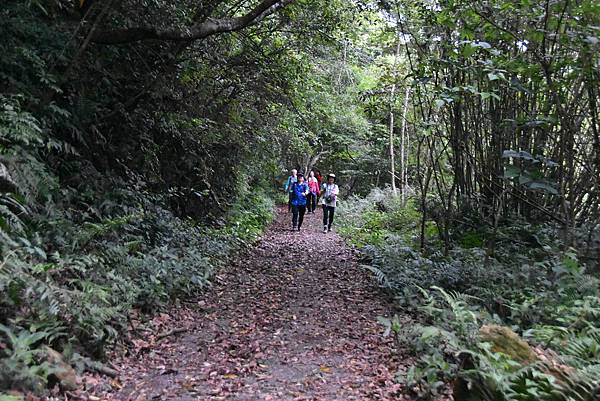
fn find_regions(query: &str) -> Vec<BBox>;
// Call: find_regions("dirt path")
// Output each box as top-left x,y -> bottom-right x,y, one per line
86,207 -> 405,400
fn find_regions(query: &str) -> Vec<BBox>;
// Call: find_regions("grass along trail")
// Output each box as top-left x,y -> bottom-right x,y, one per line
85,206 -> 406,400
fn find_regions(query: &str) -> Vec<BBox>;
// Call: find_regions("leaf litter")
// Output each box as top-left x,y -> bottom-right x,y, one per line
83,207 -> 409,400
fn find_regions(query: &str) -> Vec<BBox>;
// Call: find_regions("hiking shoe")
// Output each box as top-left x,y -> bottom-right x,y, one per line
323,226 -> 328,233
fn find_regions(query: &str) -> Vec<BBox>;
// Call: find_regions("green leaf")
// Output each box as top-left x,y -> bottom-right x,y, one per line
561,256 -> 579,272
502,150 -> 520,158
421,326 -> 441,340
519,175 -> 533,184
503,165 -> 521,178
473,41 -> 491,49
527,181 -> 559,195
585,36 -> 599,45
463,44 -> 476,58
480,92 -> 500,100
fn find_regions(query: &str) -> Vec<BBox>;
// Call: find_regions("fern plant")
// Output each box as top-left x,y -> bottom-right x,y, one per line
0,96 -> 56,206
395,285 -> 600,401
0,325 -> 54,393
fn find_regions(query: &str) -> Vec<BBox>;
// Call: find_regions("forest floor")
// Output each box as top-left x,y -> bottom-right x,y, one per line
83,207 -> 408,400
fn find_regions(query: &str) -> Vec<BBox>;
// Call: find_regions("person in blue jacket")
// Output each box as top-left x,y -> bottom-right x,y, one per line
290,173 -> 310,231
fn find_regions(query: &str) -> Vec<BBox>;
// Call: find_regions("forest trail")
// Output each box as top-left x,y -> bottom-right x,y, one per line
86,207 -> 406,400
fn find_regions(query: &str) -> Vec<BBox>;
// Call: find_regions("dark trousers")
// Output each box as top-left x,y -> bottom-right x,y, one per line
307,193 -> 317,212
322,205 -> 335,228
288,192 -> 293,211
292,205 -> 306,228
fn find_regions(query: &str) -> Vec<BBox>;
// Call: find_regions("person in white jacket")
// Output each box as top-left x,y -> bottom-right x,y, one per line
320,173 -> 339,233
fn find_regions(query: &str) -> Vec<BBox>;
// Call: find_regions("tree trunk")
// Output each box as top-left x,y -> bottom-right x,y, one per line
400,85 -> 411,204
389,38 -> 401,196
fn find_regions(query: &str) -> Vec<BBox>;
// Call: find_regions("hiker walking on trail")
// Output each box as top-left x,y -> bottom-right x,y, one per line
315,169 -> 323,203
315,170 -> 323,187
291,173 -> 310,231
315,170 -> 323,185
307,171 -> 320,214
284,169 -> 298,212
321,173 -> 339,233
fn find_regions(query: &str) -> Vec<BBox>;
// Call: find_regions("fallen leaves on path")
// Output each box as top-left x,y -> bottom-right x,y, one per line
83,207 -> 409,400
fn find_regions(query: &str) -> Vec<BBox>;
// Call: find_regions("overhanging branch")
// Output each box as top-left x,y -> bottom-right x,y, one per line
92,0 -> 294,44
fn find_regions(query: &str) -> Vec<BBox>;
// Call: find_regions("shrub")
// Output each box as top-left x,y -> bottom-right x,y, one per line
460,230 -> 484,248
0,174 -> 275,394
341,189 -> 600,400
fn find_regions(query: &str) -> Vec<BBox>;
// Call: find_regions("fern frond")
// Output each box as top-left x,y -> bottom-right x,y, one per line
431,286 -> 479,327
362,264 -> 391,288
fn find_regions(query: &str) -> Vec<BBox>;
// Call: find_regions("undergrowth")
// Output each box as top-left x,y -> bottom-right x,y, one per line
0,96 -> 275,396
338,188 -> 600,401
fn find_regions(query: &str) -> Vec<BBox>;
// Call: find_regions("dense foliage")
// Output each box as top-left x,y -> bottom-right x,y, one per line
1,0 -> 598,398
339,189 -> 599,400
334,0 -> 600,399
0,0 -> 358,395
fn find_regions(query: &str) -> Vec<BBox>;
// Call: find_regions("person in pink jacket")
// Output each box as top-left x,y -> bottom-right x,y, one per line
307,170 -> 320,214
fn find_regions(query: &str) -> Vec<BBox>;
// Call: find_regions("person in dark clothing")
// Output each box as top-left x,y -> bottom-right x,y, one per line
291,173 -> 309,231
315,170 -> 323,185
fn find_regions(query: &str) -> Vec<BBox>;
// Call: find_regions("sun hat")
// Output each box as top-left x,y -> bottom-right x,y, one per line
327,173 -> 336,181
